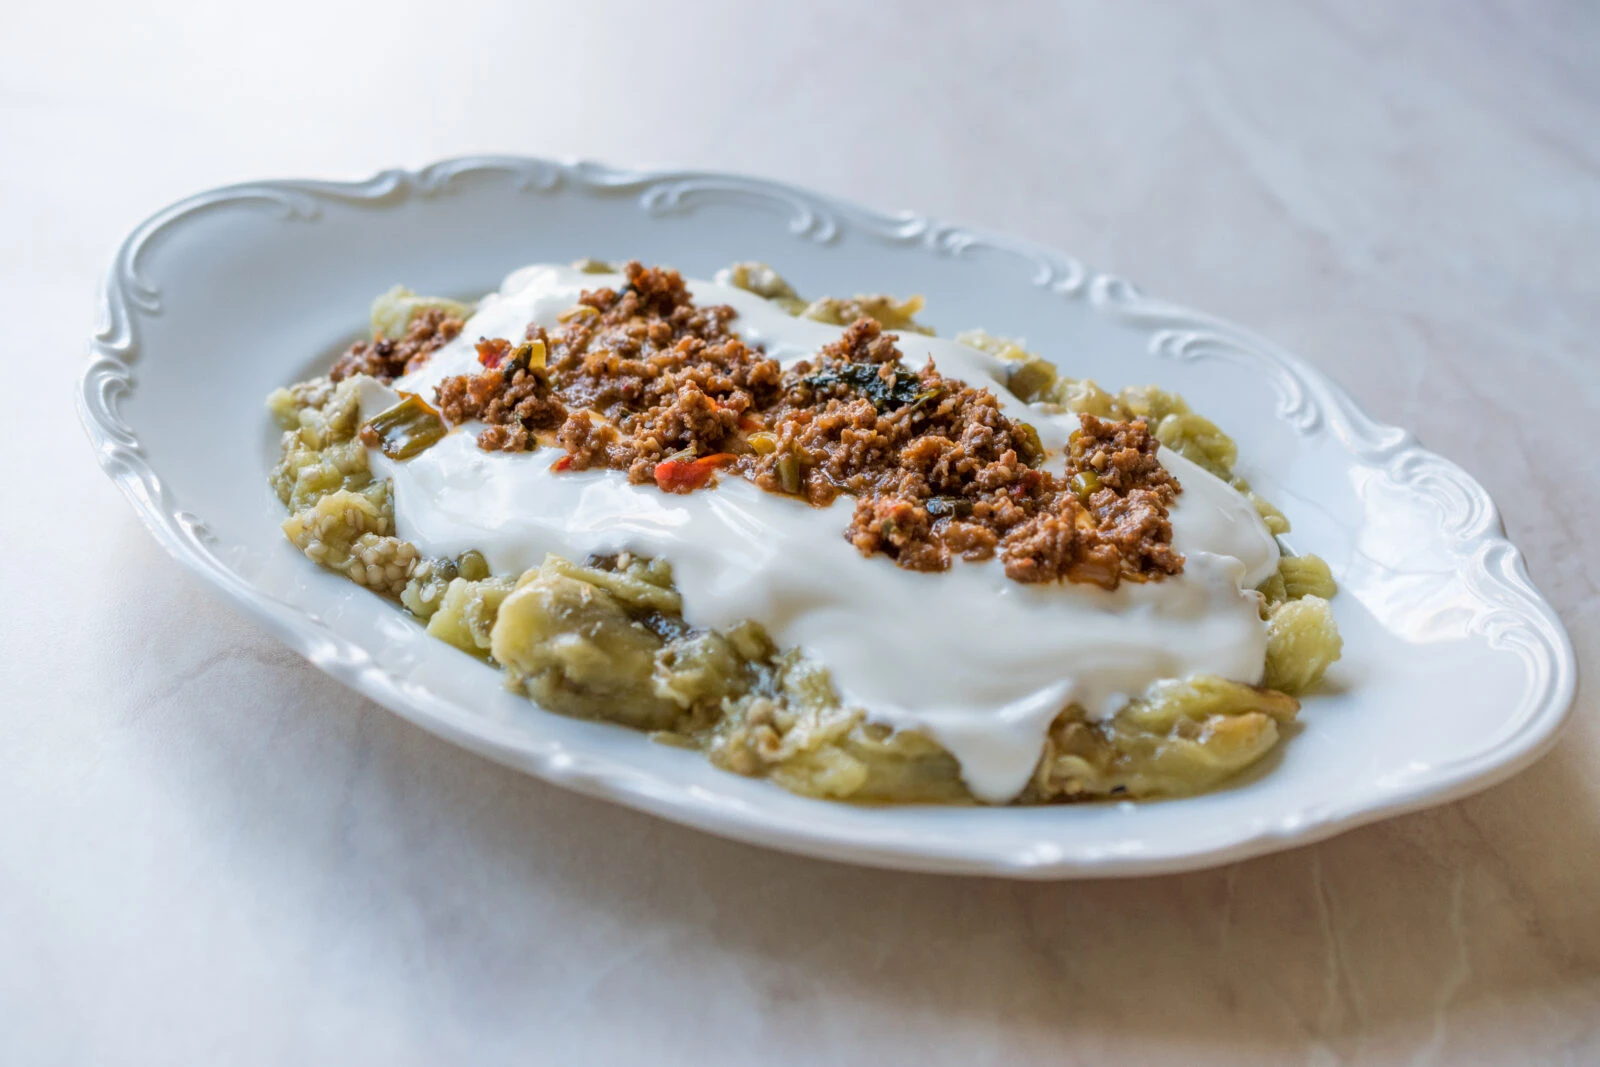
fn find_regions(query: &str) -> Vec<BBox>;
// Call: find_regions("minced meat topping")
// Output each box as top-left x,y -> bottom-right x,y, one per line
421,262 -> 1183,589
437,264 -> 781,484
331,307 -> 464,383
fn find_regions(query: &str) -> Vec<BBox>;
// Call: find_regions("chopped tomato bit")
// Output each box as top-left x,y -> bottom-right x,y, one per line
550,454 -> 574,472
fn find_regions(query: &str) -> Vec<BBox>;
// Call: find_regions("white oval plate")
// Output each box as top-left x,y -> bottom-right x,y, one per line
79,156 -> 1575,878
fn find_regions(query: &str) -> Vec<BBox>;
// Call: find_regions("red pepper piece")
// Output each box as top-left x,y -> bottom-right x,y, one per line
476,337 -> 512,369
1009,468 -> 1045,498
653,453 -> 734,493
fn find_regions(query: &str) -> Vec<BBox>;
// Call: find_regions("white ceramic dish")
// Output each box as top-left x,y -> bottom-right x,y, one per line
79,156 -> 1576,878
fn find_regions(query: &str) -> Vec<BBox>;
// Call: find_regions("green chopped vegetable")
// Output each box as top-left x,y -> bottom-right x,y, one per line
1014,422 -> 1045,467
501,340 -> 547,381
363,395 -> 447,461
1070,470 -> 1101,499
775,452 -> 804,495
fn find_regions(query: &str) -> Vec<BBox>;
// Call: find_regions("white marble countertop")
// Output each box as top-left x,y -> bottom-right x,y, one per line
7,1 -> 1597,1063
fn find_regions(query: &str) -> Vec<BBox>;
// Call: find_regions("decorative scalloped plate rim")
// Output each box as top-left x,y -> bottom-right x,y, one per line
78,156 -> 1577,878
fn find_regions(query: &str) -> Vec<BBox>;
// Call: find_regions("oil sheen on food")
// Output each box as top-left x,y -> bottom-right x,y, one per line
361,265 -> 1280,802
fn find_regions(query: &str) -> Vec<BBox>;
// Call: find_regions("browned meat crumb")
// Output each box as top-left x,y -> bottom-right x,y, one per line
994,413 -> 1184,588
847,494 -> 947,571
432,263 -> 782,483
1068,415 -> 1177,497
436,337 -> 568,451
330,307 -> 463,383
996,496 -> 1090,584
1090,488 -> 1184,578
416,262 -> 1184,589
555,410 -> 625,471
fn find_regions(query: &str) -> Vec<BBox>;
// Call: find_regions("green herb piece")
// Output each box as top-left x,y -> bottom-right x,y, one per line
803,362 -> 927,413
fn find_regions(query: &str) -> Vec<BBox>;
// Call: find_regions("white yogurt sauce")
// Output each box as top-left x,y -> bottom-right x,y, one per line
363,265 -> 1279,802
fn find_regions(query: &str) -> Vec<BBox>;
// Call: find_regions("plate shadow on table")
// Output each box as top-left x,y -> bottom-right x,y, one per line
113,528 -> 1598,1059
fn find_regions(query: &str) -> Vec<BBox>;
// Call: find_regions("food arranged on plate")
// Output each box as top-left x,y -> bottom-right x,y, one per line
268,260 -> 1342,805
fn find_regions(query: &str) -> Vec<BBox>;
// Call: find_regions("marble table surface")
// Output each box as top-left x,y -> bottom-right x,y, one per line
6,1 -> 1597,1063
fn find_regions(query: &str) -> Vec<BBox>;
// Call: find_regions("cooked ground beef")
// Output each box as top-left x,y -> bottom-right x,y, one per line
421,262 -> 1183,589
741,318 -> 1181,586
331,307 -> 463,383
436,264 -> 782,486
1068,415 -> 1176,496
435,338 -> 569,452
1004,415 -> 1183,586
